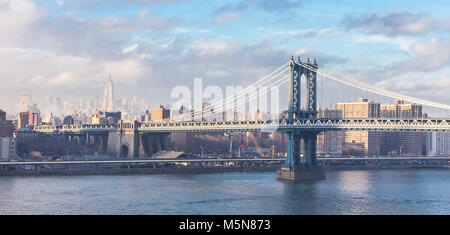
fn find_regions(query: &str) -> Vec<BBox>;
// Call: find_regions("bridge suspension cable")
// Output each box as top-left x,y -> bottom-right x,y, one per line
189,75 -> 290,121
170,63 -> 290,122
173,73 -> 289,121
171,66 -> 288,121
296,62 -> 450,110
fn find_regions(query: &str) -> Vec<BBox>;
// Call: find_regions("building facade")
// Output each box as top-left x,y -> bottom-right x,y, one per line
151,105 -> 170,121
17,111 -> 40,129
335,98 -> 383,156
335,98 -> 427,156
380,100 -> 426,156
316,108 -> 343,157
427,132 -> 450,156
0,110 -> 14,160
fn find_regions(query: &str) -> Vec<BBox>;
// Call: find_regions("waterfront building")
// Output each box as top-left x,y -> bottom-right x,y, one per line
0,137 -> 13,161
316,108 -> 343,157
0,120 -> 13,138
380,100 -> 422,118
335,98 -> 427,156
335,98 -> 383,156
427,132 -> 450,156
380,100 -> 426,156
0,110 -> 15,160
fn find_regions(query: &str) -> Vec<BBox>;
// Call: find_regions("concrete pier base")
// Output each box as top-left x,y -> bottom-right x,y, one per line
277,166 -> 325,180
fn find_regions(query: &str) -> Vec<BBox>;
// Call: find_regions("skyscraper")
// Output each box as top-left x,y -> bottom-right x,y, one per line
102,74 -> 114,112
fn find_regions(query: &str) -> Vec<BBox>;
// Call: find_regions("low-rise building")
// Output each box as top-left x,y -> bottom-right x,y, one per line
151,105 -> 170,121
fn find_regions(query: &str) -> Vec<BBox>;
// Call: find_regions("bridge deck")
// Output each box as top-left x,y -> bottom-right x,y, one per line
1,157 -> 448,166
32,118 -> 450,133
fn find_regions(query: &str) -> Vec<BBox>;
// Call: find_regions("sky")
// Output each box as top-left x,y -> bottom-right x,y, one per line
0,0 -> 449,113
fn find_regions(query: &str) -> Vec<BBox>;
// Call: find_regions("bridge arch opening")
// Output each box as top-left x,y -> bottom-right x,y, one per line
120,145 -> 128,158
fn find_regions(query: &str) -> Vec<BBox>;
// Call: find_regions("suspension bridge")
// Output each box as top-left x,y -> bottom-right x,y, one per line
32,57 -> 450,180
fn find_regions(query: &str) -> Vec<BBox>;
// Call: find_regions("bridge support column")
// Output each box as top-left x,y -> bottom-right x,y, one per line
302,132 -> 319,167
277,57 -> 325,180
285,131 -> 301,167
277,131 -> 324,180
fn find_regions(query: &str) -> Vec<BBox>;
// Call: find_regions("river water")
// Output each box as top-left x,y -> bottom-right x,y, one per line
0,169 -> 449,214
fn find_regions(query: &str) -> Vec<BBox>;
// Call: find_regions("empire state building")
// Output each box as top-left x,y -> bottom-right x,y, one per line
102,74 -> 114,112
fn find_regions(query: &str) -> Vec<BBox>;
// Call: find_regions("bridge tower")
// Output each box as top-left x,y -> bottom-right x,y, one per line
278,57 -> 325,180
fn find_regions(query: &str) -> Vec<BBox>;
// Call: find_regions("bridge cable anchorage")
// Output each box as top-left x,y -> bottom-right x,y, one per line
169,63 -> 290,122
295,62 -> 450,110
171,64 -> 289,122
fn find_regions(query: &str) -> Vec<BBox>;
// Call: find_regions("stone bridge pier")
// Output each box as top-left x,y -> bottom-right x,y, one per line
107,120 -> 169,158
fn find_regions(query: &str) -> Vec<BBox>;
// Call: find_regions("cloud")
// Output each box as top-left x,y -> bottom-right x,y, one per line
0,0 -> 45,45
0,1 -> 177,60
62,0 -> 185,9
352,33 -> 414,51
47,72 -> 75,86
114,38 -> 348,109
258,27 -> 341,40
375,77 -> 450,104
211,0 -> 302,23
0,0 -> 344,114
210,12 -> 245,24
342,12 -> 442,37
122,44 -> 139,54
233,0 -> 302,13
382,37 -> 450,77
37,11 -> 177,59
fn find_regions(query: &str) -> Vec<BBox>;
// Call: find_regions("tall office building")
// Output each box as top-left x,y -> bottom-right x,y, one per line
102,74 -> 114,112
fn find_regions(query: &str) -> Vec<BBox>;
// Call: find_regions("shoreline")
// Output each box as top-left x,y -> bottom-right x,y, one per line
0,164 -> 448,176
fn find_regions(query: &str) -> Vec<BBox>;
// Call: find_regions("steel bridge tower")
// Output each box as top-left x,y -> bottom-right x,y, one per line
277,57 -> 325,180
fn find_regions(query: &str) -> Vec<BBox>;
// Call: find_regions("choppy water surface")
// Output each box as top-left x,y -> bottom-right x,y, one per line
0,169 -> 449,214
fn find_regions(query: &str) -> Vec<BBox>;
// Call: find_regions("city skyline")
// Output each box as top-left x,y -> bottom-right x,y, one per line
0,0 -> 450,113
1,0 -> 450,218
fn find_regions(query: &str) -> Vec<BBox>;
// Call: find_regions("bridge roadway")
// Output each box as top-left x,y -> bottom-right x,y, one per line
1,157 -> 448,166
33,118 -> 450,133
